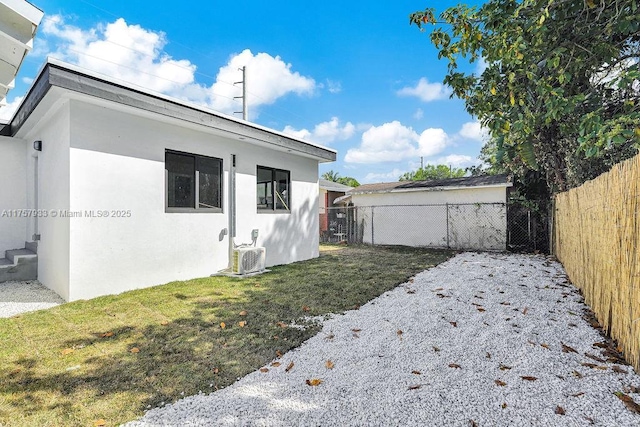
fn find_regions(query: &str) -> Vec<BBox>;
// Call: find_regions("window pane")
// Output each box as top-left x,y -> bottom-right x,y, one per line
274,169 -> 290,210
257,167 -> 273,209
198,157 -> 222,209
166,152 -> 195,208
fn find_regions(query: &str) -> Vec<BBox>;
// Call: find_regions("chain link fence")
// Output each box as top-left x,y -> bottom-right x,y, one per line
320,202 -> 550,252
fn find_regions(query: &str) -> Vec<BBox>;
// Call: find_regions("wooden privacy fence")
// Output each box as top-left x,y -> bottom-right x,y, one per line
554,153 -> 640,371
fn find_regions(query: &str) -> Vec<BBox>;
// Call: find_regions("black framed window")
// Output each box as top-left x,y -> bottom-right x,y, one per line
166,150 -> 222,211
257,166 -> 290,211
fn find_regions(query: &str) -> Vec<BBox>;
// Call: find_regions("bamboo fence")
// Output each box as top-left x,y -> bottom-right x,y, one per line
554,153 -> 640,372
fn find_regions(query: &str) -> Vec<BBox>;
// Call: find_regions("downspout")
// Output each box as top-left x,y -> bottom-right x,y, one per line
228,154 -> 237,269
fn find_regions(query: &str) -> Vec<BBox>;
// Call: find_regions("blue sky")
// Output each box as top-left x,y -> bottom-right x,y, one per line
1,0 -> 487,183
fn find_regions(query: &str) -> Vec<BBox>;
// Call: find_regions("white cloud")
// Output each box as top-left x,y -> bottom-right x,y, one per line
475,57 -> 489,75
326,79 -> 342,94
396,78 -> 451,102
40,16 -> 316,117
21,77 -> 34,85
283,117 -> 355,144
344,121 -> 449,164
413,108 -> 424,120
458,120 -> 489,142
0,96 -> 23,121
435,154 -> 477,168
363,168 -> 406,183
208,49 -> 316,115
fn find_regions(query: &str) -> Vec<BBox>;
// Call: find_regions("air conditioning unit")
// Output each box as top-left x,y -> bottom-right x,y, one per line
232,247 -> 266,275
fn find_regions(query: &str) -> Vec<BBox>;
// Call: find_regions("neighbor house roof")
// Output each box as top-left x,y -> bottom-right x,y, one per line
319,179 -> 353,192
350,174 -> 512,195
3,58 -> 337,163
0,0 -> 43,104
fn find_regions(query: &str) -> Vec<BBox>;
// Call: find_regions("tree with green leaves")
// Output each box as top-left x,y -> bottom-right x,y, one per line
399,164 -> 466,181
321,170 -> 360,187
410,0 -> 640,192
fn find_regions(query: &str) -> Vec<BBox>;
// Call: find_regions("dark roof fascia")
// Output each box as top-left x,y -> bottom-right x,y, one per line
10,61 -> 336,162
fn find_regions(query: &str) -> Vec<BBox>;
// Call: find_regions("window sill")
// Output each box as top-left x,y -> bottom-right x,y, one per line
257,209 -> 291,214
166,208 -> 223,213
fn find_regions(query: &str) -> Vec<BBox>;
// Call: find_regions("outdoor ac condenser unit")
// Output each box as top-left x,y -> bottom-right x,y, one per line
232,247 -> 266,275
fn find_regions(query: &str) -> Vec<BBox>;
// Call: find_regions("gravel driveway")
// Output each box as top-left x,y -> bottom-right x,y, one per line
0,280 -> 64,318
125,252 -> 640,426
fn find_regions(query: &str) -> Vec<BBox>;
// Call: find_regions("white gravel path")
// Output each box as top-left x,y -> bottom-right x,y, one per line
0,280 -> 64,318
125,252 -> 640,426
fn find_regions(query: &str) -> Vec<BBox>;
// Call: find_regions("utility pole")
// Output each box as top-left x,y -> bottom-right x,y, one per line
234,66 -> 247,120
420,156 -> 424,170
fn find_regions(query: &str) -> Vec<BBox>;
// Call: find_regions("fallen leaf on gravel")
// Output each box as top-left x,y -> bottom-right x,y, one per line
100,332 -> 114,338
474,295 -> 484,299
407,289 -> 416,294
584,352 -> 606,363
449,363 -> 461,369
572,370 -> 583,378
521,376 -> 538,381
486,352 -> 491,359
433,346 -> 440,352
409,278 -> 415,283
501,403 -> 507,409
432,288 -> 444,292
615,392 -> 640,414
500,301 -> 511,305
408,384 -> 421,390
260,368 -> 269,373
581,362 -> 607,370
472,302 -> 482,307
450,322 -> 457,327
499,364 -> 511,371
238,321 -> 247,328
495,380 -> 507,386
469,420 -> 478,427
412,370 -> 422,375
285,362 -> 294,372
213,368 -> 219,374
561,343 -> 578,353
325,360 -> 335,369
302,305 -> 310,312
477,307 -> 486,312
436,293 -> 449,298
352,328 -> 362,333
528,340 -> 536,345
306,379 -> 322,386
555,406 -> 566,415
522,307 -> 529,315
593,342 -> 608,349
61,348 -> 74,355
220,322 -> 226,329
397,330 -> 403,338
541,343 -> 550,350
130,347 -> 140,354
271,362 -> 281,367
94,420 -> 106,427
239,310 -> 247,316
572,392 -> 585,397
325,333 -> 335,340
276,350 -> 283,358
276,322 -> 287,328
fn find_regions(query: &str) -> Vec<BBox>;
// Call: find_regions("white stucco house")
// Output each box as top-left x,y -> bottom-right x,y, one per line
0,58 -> 336,301
338,175 -> 512,250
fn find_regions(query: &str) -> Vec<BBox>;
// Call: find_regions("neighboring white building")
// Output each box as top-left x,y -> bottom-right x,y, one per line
0,59 -> 335,301
344,175 -> 512,250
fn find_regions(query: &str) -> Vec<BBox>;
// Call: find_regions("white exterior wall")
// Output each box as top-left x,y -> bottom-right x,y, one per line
62,100 -> 318,301
351,186 -> 508,250
0,136 -> 28,253
19,103 -> 72,300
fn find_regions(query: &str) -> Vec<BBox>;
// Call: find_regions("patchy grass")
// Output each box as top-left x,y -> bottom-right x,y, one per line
0,244 -> 453,426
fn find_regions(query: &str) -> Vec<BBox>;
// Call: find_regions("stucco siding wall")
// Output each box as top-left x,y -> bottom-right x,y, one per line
65,100 -> 318,300
21,104 -> 72,300
0,136 -> 28,254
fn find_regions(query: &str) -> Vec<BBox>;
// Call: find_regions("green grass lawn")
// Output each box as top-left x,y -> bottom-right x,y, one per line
0,244 -> 453,426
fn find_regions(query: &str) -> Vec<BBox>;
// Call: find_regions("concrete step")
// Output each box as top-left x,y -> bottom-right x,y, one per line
0,258 -> 11,267
6,248 -> 37,264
